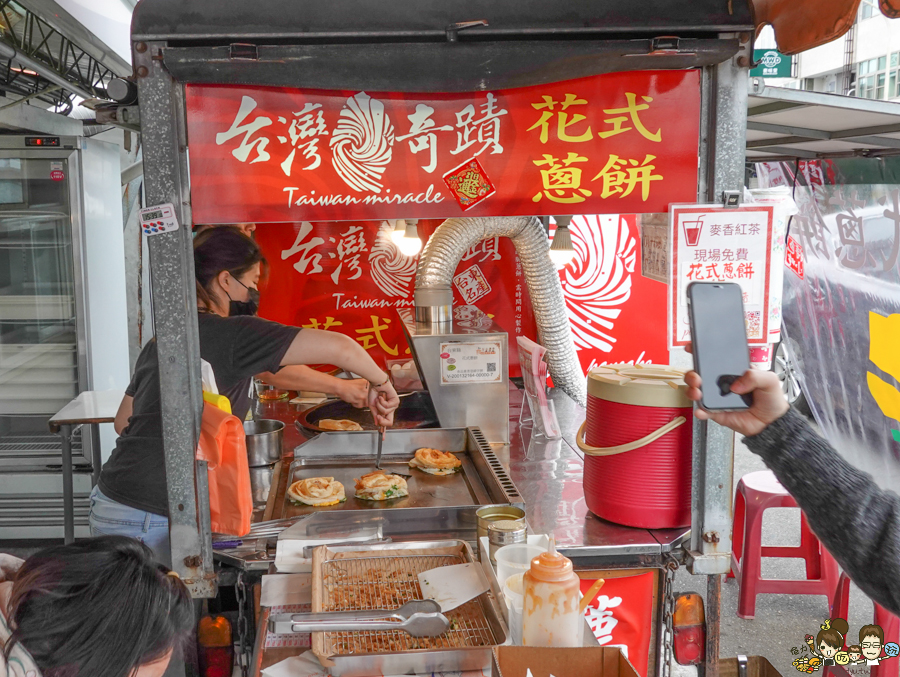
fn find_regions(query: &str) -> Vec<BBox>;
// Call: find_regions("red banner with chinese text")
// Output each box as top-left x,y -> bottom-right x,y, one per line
256,219 -> 537,375
580,572 -> 655,677
254,216 -> 669,378
185,71 -> 700,224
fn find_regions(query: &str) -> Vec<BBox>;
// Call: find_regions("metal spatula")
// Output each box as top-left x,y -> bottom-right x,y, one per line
269,599 -> 449,637
417,563 -> 490,613
371,426 -> 411,479
375,425 -> 385,469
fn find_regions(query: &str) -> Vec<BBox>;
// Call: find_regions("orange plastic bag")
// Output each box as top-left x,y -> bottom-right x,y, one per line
196,401 -> 252,536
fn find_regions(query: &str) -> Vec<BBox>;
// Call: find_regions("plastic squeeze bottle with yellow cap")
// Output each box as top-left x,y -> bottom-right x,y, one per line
522,537 -> 581,647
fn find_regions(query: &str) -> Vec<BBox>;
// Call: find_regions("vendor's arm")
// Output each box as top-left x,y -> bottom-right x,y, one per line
258,366 -> 369,408
280,329 -> 399,426
684,367 -> 900,616
114,394 -> 133,435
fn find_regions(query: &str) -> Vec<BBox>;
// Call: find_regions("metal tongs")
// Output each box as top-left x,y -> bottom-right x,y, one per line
269,600 -> 449,637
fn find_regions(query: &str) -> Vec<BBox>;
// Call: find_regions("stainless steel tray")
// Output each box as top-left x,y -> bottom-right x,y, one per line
280,428 -> 523,541
311,540 -> 507,677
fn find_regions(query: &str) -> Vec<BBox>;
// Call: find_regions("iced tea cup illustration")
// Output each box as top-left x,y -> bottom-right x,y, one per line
683,218 -> 704,246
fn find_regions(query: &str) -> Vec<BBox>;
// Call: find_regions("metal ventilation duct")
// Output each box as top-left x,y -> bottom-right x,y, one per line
414,216 -> 586,407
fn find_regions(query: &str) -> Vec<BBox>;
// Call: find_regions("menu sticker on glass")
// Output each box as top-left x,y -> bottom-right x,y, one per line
49,161 -> 65,182
439,339 -> 504,384
669,204 -> 775,347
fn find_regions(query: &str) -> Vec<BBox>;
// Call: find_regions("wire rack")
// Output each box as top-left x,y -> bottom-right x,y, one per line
0,431 -> 81,457
320,554 -> 496,655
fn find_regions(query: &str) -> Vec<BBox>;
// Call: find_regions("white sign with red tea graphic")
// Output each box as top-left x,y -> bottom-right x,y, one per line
669,204 -> 775,347
786,235 -> 805,279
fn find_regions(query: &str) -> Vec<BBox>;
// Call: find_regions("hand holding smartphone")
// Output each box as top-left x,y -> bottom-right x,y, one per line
686,282 -> 753,411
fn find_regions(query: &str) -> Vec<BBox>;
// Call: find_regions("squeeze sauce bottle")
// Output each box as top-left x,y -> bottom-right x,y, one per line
521,537 -> 581,647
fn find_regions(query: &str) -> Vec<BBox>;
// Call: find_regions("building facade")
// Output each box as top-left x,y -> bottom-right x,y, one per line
797,0 -> 900,98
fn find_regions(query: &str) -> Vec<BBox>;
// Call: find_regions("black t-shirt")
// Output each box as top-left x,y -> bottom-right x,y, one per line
98,313 -> 300,516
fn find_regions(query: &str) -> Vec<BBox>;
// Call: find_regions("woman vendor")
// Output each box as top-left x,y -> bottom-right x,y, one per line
91,226 -> 401,562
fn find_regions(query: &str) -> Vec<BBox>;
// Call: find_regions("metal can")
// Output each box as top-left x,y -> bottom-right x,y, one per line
476,505 -> 526,543
488,520 -> 527,564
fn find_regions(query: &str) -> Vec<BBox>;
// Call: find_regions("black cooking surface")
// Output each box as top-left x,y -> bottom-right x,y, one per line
296,390 -> 439,433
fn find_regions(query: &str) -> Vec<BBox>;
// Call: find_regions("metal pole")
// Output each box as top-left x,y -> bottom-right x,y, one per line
0,42 -> 96,101
690,36 -> 751,677
133,39 -> 216,596
60,423 -> 74,543
687,43 -> 748,576
706,574 -> 722,677
90,423 -> 103,487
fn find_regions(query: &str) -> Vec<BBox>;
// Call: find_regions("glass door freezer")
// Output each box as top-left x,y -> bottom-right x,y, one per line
0,136 -> 128,539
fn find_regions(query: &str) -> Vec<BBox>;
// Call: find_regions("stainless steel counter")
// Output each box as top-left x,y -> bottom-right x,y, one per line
250,384 -> 689,568
504,386 -> 689,565
244,386 -> 685,677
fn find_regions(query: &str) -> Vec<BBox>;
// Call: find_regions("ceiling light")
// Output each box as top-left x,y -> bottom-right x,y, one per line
397,222 -> 422,256
390,219 -> 407,245
549,220 -> 576,269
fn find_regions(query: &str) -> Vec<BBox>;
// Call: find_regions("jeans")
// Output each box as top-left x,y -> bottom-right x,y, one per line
88,486 -> 171,565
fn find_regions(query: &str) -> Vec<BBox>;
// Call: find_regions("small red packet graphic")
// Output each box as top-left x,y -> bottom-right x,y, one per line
443,157 -> 495,210
786,235 -> 805,280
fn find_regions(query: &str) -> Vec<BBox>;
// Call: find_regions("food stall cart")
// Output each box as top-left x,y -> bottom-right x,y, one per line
128,2 -> 759,676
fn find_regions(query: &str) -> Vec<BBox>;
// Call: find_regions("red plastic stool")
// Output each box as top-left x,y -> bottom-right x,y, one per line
831,572 -> 899,677
730,470 -> 840,619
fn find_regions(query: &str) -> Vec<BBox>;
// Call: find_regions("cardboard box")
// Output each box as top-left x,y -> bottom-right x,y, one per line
720,657 -> 784,677
494,646 -> 640,677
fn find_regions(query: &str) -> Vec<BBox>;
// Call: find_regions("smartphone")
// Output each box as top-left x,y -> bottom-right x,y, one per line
687,281 -> 753,411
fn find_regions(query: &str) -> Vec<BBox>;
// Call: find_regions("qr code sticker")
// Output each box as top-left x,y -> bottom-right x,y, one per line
487,362 -> 496,372
745,311 -> 762,339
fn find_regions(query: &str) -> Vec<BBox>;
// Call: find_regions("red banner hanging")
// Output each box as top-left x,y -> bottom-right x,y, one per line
255,220 -> 537,376
560,215 -> 669,372
254,214 -> 669,379
186,71 -> 700,224
580,572 -> 655,677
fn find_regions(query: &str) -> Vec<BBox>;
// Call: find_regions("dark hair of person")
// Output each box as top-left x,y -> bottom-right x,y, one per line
4,536 -> 194,677
817,617 -> 849,651
860,623 -> 885,644
193,225 -> 264,311
848,645 -> 862,654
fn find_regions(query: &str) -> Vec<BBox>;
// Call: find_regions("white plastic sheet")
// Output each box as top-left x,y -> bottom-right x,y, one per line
760,162 -> 900,490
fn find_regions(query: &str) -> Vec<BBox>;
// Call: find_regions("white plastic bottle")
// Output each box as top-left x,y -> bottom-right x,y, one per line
522,538 -> 581,647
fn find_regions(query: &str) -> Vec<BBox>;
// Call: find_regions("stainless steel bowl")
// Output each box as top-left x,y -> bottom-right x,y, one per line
244,419 -> 285,467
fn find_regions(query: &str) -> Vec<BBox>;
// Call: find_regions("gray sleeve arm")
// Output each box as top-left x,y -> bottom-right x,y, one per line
743,408 -> 900,616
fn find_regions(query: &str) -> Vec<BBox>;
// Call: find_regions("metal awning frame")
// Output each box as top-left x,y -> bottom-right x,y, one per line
746,80 -> 900,162
0,0 -> 130,111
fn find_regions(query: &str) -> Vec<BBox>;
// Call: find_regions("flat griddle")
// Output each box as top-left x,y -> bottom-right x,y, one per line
283,457 -> 484,518
278,427 -> 523,540
295,390 -> 438,433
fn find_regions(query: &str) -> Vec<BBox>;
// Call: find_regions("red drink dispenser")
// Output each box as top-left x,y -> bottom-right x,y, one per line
577,365 -> 694,529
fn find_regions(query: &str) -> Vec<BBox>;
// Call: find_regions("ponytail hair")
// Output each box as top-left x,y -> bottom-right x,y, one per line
818,618 -> 850,651
193,226 -> 264,310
